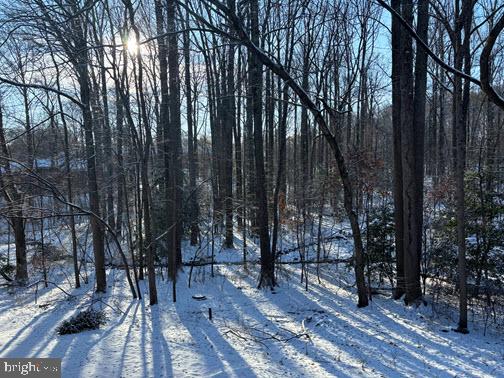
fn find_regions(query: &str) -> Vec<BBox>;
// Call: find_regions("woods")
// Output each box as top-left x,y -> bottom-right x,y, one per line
0,0 -> 504,376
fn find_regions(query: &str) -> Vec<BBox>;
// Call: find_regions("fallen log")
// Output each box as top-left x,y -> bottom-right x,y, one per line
183,258 -> 352,267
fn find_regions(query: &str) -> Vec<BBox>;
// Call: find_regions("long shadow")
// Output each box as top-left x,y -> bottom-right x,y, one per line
118,300 -> 141,376
214,265 -> 354,377
0,303 -> 13,315
39,268 -> 140,376
281,282 -> 438,377
44,300 -> 135,375
0,310 -> 56,356
3,257 -> 500,377
362,299 -> 500,375
231,263 -> 488,377
0,276 -> 95,357
72,273 -> 144,377
139,297 -> 148,377
1,267 -> 141,378
310,274 -> 468,344
286,265 -> 501,377
175,284 -> 257,377
150,305 -> 173,377
32,289 -> 122,360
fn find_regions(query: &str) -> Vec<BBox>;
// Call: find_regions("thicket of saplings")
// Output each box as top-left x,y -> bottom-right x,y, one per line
2,171 -> 502,334
366,171 -> 504,328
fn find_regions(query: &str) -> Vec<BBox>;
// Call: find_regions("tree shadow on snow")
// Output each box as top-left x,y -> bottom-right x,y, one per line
275,264 -> 501,377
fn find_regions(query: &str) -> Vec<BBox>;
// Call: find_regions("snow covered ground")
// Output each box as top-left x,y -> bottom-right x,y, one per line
0,228 -> 503,377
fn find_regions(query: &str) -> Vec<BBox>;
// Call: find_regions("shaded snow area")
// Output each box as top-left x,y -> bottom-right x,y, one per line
0,228 -> 503,377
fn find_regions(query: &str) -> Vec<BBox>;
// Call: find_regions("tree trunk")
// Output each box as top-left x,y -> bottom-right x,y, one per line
167,0 -> 183,281
184,9 -> 200,246
455,0 -> 473,334
77,47 -> 106,293
12,217 -> 28,284
223,32 -> 235,248
47,41 -> 81,289
399,0 -> 423,304
249,0 -> 275,288
391,0 -> 405,299
234,47 -> 244,231
409,0 -> 429,304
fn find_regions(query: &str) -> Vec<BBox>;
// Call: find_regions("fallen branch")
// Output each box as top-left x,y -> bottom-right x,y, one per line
183,258 -> 351,267
0,268 -> 13,282
223,324 -> 310,346
276,234 -> 347,256
26,279 -> 75,298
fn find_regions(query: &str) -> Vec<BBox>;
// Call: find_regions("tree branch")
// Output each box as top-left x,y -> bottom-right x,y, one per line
480,14 -> 504,110
375,0 -> 479,85
0,77 -> 83,108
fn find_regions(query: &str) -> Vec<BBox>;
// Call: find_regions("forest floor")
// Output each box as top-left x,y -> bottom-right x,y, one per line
0,227 -> 503,377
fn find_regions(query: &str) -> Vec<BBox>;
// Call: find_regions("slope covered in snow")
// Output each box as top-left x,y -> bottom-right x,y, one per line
1,249 -> 502,378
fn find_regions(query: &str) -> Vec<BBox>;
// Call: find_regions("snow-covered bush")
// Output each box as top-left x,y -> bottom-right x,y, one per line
57,309 -> 106,335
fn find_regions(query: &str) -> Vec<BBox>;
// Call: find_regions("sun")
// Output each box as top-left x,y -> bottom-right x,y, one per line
126,34 -> 139,55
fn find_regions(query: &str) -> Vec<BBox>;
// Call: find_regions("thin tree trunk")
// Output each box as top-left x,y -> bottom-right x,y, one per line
391,0 -> 405,299
455,0 -> 473,333
167,0 -> 183,284
49,45 -> 80,289
184,9 -> 200,246
77,43 -> 106,293
248,0 -> 275,288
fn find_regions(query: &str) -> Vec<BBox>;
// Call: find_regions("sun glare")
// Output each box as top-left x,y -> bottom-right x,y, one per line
126,35 -> 139,55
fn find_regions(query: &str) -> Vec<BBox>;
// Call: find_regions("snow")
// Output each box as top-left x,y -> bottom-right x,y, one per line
0,229 -> 503,377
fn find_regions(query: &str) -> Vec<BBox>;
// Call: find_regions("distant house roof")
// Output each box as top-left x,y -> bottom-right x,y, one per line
1,157 -> 87,173
36,157 -> 87,171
